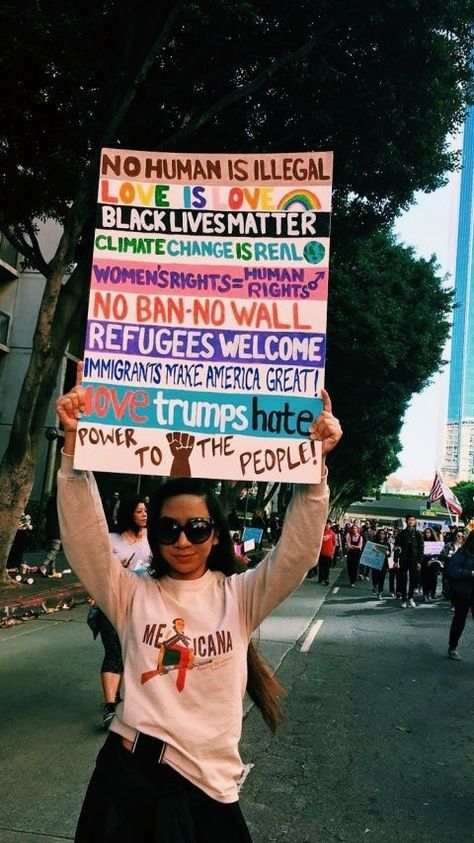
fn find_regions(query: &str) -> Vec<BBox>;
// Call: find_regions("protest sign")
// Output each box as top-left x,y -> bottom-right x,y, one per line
423,540 -> 444,557
359,541 -> 388,571
75,149 -> 333,482
242,527 -> 264,549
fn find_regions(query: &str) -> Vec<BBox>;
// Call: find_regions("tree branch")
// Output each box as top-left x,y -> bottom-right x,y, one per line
159,29 -> 334,150
99,0 -> 189,147
0,226 -> 48,276
25,221 -> 49,275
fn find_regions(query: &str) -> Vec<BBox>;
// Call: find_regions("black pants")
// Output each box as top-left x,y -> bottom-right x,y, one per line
371,563 -> 387,593
398,566 -> 420,601
421,560 -> 438,597
98,610 -> 124,674
6,530 -> 30,566
317,555 -> 332,583
75,732 -> 252,843
346,550 -> 361,585
449,595 -> 474,649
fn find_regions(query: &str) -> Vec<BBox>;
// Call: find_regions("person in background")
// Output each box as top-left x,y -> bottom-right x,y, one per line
7,511 -> 34,575
227,507 -> 241,532
105,490 -> 121,532
331,522 -> 343,567
388,527 -> 400,597
439,528 -> 465,600
39,491 -> 62,578
444,524 -> 459,545
346,524 -> 364,588
394,514 -> 423,608
359,520 -> 377,579
93,496 -> 152,727
371,528 -> 391,599
447,530 -> 474,660
316,519 -> 337,585
110,497 -> 151,575
232,533 -> 251,567
269,514 -> 282,543
421,527 -> 440,603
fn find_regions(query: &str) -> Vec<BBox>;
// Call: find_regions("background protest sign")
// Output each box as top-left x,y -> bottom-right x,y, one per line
359,542 -> 388,571
74,149 -> 333,482
423,541 -> 444,557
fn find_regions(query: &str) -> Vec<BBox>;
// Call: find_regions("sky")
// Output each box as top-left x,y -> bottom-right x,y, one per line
392,143 -> 462,482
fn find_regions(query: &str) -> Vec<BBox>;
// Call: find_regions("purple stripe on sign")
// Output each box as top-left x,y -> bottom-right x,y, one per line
85,321 -> 325,366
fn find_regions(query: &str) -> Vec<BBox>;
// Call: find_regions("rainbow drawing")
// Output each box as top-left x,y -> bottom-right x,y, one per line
277,190 -> 322,211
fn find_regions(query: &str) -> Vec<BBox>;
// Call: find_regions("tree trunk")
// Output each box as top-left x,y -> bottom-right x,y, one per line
0,253 -> 91,582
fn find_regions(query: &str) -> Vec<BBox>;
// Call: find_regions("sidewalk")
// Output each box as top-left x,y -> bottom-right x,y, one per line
1,550 -> 89,624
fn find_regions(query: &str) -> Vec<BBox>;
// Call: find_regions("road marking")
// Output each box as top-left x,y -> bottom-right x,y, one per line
0,825 -> 72,841
333,586 -> 339,594
238,763 -> 255,791
301,619 -> 324,652
0,624 -> 57,643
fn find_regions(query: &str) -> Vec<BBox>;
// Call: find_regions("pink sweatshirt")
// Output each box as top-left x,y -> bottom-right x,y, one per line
58,453 -> 328,802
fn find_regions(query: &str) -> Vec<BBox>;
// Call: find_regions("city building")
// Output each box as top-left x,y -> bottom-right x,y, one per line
443,104 -> 474,481
0,222 -> 74,501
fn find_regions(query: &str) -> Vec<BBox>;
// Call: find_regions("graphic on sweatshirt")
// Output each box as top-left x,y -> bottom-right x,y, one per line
141,617 -> 212,692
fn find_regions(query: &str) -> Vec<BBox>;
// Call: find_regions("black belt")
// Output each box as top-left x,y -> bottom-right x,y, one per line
129,731 -> 166,765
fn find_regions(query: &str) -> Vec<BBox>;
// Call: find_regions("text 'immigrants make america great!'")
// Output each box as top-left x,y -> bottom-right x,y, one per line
75,148 -> 333,483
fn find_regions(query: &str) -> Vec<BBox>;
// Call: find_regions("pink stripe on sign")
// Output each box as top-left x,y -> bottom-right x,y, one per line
101,149 -> 333,186
90,260 -> 328,301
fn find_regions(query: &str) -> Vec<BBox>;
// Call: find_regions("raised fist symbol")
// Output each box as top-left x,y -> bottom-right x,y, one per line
166,431 -> 195,477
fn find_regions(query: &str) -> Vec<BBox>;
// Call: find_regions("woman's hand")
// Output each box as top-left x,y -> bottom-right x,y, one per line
309,388 -> 342,456
56,362 -> 85,433
55,362 -> 86,455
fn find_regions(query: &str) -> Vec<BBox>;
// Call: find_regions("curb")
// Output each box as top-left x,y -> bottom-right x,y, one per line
1,579 -> 90,627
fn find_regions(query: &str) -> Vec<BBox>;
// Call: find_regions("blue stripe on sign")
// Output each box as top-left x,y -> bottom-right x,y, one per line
84,382 -> 323,438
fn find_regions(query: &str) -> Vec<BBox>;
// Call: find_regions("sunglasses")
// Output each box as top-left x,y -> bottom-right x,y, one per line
156,516 -> 214,545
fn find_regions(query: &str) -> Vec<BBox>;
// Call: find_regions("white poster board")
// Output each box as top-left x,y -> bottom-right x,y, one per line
75,149 -> 333,482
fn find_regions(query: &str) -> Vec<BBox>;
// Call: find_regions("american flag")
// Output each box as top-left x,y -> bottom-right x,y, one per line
428,470 -> 462,515
428,471 -> 444,504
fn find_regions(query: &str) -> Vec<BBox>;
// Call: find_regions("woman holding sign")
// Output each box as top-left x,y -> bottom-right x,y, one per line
421,527 -> 441,602
55,364 -> 342,843
370,528 -> 391,599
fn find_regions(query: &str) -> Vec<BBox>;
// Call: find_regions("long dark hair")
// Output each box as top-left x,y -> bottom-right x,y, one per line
148,477 -> 284,733
116,496 -> 146,536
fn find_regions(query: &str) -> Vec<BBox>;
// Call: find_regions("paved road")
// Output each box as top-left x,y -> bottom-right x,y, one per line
0,571 -> 473,842
240,580 -> 474,842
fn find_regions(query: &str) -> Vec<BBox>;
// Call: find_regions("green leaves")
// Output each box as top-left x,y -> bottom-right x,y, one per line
1,0 -> 473,237
326,228 -> 453,509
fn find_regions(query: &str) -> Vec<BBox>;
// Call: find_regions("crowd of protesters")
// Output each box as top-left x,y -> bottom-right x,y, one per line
306,515 -> 474,664
332,516 -> 471,606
